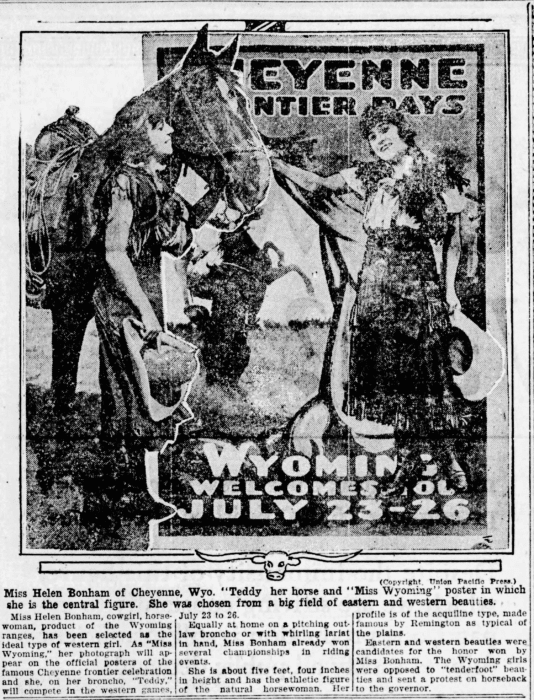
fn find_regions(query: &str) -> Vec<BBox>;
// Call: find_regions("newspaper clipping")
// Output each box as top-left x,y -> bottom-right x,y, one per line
0,2 -> 531,700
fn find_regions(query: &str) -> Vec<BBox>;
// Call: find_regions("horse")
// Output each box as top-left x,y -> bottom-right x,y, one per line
43,25 -> 271,425
186,224 -> 314,383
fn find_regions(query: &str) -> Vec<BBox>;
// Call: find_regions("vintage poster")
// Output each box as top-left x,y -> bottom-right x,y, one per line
0,2 -> 531,699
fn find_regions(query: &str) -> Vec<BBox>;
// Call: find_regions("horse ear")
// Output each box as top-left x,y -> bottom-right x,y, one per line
182,23 -> 210,67
217,35 -> 240,68
195,24 -> 210,52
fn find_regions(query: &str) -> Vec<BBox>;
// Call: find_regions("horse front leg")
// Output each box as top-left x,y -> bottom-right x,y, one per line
51,296 -> 94,429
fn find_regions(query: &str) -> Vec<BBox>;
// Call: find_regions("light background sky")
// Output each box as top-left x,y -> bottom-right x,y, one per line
22,34 -> 145,144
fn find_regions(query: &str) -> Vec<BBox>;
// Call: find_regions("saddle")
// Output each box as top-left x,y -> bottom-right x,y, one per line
25,107 -> 98,307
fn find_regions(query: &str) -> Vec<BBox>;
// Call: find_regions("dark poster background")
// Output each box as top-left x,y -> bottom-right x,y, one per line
150,36 -> 494,545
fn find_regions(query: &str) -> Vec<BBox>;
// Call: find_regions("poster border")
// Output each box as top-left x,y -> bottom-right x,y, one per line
19,22 -> 514,562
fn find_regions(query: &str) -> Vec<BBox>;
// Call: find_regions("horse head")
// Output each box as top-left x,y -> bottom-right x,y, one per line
70,25 -> 270,247
149,25 -> 272,228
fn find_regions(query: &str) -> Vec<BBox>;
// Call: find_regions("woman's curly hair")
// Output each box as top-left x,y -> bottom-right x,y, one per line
360,104 -> 417,147
104,96 -> 169,167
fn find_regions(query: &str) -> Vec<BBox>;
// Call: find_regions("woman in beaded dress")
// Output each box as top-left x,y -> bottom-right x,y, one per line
272,105 -> 468,492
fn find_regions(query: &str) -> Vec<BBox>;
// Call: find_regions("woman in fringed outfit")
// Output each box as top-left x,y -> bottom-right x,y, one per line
273,105 -> 469,493
91,97 -> 219,513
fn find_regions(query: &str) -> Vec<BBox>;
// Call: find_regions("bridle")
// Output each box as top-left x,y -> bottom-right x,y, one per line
170,70 -> 267,184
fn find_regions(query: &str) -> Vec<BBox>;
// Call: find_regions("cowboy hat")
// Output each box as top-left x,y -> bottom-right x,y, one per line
123,318 -> 200,422
449,310 -> 505,402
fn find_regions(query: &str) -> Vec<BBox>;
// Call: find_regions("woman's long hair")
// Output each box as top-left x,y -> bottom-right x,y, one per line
67,96 -> 169,248
102,96 -> 168,169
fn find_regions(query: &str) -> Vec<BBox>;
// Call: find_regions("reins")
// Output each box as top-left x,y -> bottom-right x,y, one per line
171,72 -> 264,196
26,140 -> 93,302
172,78 -> 234,177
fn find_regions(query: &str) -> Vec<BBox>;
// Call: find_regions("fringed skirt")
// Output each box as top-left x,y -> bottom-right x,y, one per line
345,227 -> 461,438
